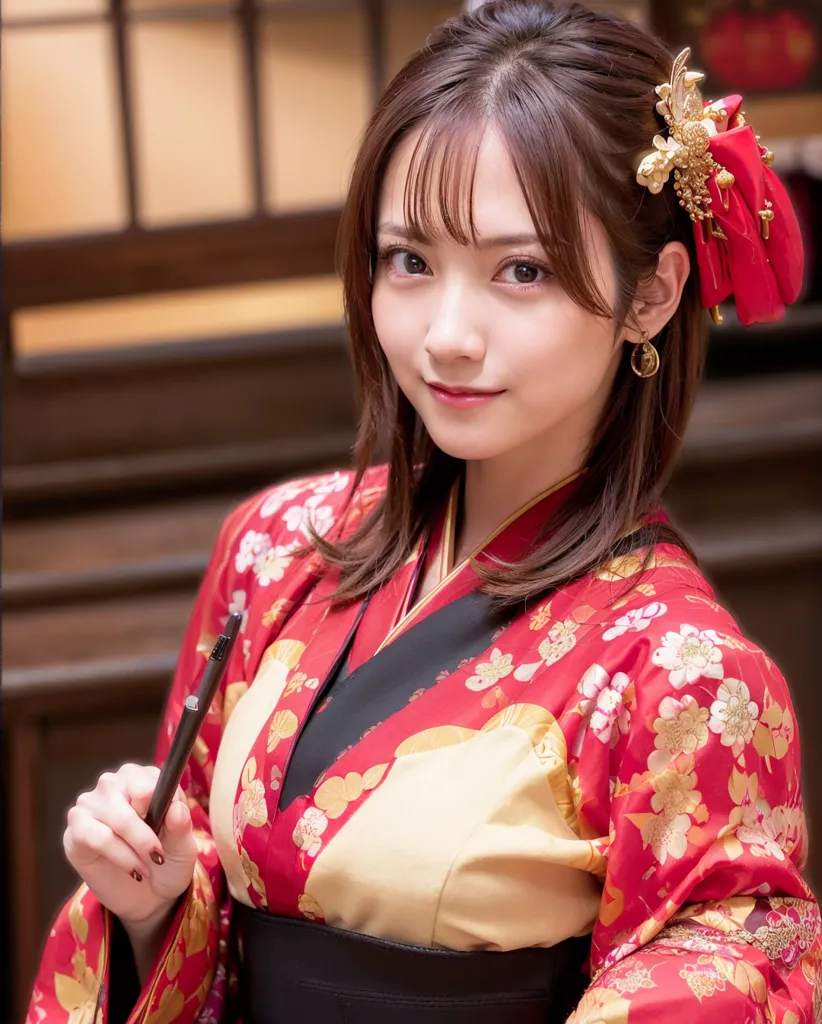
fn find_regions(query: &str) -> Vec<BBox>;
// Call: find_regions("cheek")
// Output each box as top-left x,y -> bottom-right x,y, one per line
507,318 -> 620,419
371,287 -> 416,373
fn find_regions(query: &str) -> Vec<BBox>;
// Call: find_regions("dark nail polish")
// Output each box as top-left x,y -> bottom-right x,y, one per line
150,850 -> 165,866
131,870 -> 143,882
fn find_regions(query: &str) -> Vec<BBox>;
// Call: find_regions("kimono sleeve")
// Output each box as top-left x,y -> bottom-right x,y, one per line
568,621 -> 821,1023
26,496 -> 258,1024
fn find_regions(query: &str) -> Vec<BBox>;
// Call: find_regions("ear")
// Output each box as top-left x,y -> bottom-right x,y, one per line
628,241 -> 691,341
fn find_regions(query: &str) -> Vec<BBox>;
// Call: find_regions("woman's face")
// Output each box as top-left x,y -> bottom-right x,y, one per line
371,125 -> 624,472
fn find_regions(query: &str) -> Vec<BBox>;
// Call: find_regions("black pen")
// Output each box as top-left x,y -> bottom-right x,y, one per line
144,612 -> 243,835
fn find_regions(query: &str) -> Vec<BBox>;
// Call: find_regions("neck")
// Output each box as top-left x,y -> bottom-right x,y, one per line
452,442 -> 587,568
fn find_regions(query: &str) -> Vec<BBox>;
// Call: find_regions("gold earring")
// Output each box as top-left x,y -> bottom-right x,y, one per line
630,330 -> 660,378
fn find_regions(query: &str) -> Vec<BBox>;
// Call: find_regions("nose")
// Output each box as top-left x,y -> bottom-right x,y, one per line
423,281 -> 486,364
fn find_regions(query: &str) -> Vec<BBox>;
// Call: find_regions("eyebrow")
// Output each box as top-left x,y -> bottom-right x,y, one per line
376,222 -> 544,250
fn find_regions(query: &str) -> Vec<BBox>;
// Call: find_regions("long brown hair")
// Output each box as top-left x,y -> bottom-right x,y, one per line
315,0 -> 706,607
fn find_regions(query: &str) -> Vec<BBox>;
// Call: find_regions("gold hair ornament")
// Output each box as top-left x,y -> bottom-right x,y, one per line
636,49 -> 732,230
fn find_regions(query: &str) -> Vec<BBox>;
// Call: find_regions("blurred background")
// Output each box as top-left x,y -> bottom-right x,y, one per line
1,0 -> 820,1019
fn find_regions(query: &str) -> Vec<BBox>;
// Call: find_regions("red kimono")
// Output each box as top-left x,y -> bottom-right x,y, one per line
27,467 -> 821,1023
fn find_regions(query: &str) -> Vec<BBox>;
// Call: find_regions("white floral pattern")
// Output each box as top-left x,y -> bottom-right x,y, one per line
737,795 -> 791,861
709,679 -> 759,751
234,530 -> 272,577
282,493 -> 335,540
225,589 -> 249,632
574,664 -> 632,752
292,806 -> 328,858
602,602 -> 667,641
259,484 -> 306,519
652,624 -> 724,689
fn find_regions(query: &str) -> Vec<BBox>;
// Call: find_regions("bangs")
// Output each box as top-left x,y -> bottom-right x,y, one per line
403,104 -> 484,247
399,86 -> 616,323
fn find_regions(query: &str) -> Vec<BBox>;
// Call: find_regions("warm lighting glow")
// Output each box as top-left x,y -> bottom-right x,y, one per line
14,276 -> 344,358
2,0 -> 105,19
260,9 -> 370,211
1,25 -> 128,241
130,19 -> 254,226
386,1 -> 462,80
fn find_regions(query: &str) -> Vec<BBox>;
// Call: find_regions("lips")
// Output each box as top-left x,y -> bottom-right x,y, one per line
427,382 -> 503,396
426,382 -> 505,409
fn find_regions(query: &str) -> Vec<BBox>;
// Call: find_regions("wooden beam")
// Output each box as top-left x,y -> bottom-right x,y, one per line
111,0 -> 138,226
3,211 -> 342,310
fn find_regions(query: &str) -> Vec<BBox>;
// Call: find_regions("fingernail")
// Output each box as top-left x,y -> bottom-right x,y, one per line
150,850 -> 165,866
131,870 -> 143,882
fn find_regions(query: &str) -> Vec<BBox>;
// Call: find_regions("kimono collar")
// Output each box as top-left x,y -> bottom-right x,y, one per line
376,468 -> 583,651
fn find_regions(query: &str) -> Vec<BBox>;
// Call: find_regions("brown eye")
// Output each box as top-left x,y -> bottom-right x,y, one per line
403,252 -> 427,275
498,261 -> 547,287
512,263 -> 539,284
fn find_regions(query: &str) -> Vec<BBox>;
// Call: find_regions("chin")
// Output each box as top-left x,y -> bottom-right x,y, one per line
423,424 -> 512,463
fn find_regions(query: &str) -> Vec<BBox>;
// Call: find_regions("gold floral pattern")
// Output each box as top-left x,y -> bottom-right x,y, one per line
739,899 -> 819,966
464,647 -> 515,691
27,466 -> 820,1024
239,847 -> 267,906
566,984 -> 631,1022
537,619 -> 579,663
297,893 -> 324,921
606,962 -> 656,994
53,950 -> 99,1024
267,709 -> 299,753
753,689 -> 794,767
514,619 -> 581,680
235,758 -> 267,836
629,769 -> 703,865
651,769 -> 702,818
649,694 -> 709,772
679,956 -> 729,1002
261,597 -> 293,627
284,671 -> 308,698
528,600 -> 552,630
315,772 -> 364,818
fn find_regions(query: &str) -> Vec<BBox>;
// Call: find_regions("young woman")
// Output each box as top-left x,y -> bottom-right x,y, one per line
28,2 -> 819,1022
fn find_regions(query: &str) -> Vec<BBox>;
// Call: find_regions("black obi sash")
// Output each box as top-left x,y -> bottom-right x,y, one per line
233,901 -> 590,1024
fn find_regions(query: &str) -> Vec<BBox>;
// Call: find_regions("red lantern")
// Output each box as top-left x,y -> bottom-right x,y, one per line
698,7 -> 816,93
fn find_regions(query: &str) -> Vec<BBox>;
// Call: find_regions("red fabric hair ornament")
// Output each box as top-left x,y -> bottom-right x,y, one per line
636,48 -> 804,326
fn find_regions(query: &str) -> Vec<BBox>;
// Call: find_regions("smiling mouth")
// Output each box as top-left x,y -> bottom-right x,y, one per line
426,382 -> 504,396
426,382 -> 505,408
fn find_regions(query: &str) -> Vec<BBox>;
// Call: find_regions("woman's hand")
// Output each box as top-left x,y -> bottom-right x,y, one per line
63,763 -> 198,931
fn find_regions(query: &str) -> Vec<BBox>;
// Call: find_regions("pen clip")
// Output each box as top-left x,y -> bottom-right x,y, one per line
210,634 -> 230,662
208,611 -> 243,662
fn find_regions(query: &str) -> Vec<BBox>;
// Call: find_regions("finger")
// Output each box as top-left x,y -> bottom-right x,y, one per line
64,808 -> 152,881
77,786 -> 165,868
158,800 -> 197,861
115,763 -> 162,817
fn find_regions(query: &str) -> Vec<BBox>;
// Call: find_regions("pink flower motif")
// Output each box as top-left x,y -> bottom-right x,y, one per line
763,905 -> 813,967
575,664 -> 632,751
